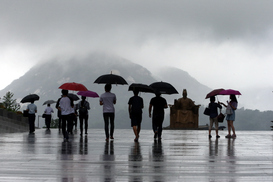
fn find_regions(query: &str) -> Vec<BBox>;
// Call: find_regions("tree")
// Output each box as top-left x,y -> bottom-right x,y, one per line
2,91 -> 20,112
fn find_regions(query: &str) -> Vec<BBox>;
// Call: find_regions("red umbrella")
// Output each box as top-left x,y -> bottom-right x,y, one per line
219,89 -> 241,95
59,82 -> 88,91
77,90 -> 99,98
205,88 -> 225,99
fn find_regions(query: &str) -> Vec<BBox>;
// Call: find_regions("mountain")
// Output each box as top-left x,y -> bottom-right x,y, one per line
1,52 -> 272,131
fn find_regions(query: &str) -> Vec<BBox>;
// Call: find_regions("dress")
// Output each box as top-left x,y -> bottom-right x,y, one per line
208,102 -> 222,130
226,101 -> 238,121
128,95 -> 143,127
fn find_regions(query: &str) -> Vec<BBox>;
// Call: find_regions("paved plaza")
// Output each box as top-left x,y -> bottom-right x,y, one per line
0,129 -> 272,182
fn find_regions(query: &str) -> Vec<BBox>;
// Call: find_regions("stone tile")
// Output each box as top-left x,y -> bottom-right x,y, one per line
0,129 -> 272,181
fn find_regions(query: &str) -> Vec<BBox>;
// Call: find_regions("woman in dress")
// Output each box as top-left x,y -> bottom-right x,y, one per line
220,94 -> 238,138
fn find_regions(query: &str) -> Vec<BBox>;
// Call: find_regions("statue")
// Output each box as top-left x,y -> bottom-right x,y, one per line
170,89 -> 200,129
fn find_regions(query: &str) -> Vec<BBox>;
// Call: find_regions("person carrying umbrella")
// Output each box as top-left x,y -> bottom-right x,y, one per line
220,94 -> 238,138
58,89 -> 74,141
99,83 -> 116,141
26,100 -> 37,134
208,96 -> 222,138
44,104 -> 54,130
149,92 -> 168,140
77,96 -> 90,136
128,89 -> 144,142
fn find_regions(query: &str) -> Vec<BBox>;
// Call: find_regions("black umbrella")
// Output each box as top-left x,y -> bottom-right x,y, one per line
43,100 -> 57,105
149,81 -> 179,95
94,73 -> 128,85
128,83 -> 155,93
68,93 -> 80,101
21,94 -> 40,103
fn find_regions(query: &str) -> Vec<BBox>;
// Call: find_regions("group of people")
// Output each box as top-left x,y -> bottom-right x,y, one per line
26,84 -> 238,142
26,83 -> 169,142
207,94 -> 238,139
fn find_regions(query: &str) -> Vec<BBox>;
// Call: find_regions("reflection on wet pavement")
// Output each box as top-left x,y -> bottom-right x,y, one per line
0,129 -> 272,181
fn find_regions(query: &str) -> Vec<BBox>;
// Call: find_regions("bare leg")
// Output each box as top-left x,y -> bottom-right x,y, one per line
230,121 -> 236,135
133,126 -> 138,139
227,120 -> 232,135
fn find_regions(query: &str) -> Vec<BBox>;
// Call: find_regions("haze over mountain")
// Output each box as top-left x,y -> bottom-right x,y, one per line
0,52 -> 272,130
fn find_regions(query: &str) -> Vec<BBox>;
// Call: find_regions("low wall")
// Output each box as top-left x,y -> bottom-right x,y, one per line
0,109 -> 29,133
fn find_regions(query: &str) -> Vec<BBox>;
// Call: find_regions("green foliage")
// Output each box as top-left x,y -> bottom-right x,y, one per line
50,119 -> 59,128
2,91 -> 20,112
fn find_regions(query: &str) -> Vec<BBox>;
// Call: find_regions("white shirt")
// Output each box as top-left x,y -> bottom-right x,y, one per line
59,96 -> 74,115
100,92 -> 116,113
27,103 -> 37,114
44,106 -> 54,115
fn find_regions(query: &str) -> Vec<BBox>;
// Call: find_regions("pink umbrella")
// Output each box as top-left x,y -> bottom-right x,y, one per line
219,89 -> 241,95
77,90 -> 99,98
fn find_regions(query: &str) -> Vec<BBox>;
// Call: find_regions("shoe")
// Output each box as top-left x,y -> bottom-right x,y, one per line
85,132 -> 88,135
105,138 -> 109,141
225,134 -> 232,138
216,135 -> 220,138
154,133 -> 158,139
232,134 -> 236,138
209,135 -> 212,138
134,138 -> 138,142
110,136 -> 114,139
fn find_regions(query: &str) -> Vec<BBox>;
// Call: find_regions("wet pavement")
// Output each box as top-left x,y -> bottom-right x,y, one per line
0,129 -> 272,182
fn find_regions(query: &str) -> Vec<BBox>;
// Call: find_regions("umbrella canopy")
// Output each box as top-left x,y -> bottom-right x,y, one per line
77,90 -> 99,98
219,89 -> 241,95
43,100 -> 57,105
68,93 -> 80,101
59,82 -> 88,91
94,73 -> 128,85
128,83 -> 155,93
149,81 -> 179,95
205,88 -> 225,99
21,94 -> 40,103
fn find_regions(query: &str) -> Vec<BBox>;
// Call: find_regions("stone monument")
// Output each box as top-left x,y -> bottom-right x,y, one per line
169,89 -> 200,129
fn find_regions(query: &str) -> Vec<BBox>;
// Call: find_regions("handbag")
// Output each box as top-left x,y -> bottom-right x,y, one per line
226,108 -> 232,115
203,107 -> 210,116
23,110 -> 28,117
42,114 -> 47,118
217,112 -> 225,123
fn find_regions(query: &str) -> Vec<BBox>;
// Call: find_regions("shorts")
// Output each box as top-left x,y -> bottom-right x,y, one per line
131,113 -> 142,127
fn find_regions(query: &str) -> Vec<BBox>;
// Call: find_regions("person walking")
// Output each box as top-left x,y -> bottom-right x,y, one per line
56,96 -> 63,131
44,104 -> 54,130
149,93 -> 168,140
77,96 -> 90,136
128,90 -> 144,142
208,96 -> 222,138
26,100 -> 37,134
100,84 -> 116,141
58,89 -> 74,141
220,94 -> 238,138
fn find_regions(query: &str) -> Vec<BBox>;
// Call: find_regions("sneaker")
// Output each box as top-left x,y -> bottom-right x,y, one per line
216,135 -> 220,138
225,134 -> 232,138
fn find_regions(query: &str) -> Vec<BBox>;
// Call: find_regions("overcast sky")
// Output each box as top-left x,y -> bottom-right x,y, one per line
1,0 -> 273,93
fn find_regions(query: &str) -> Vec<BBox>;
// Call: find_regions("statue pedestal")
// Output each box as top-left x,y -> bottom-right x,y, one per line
170,106 -> 199,129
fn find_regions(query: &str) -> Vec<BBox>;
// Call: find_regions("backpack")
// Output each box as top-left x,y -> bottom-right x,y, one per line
79,101 -> 88,116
